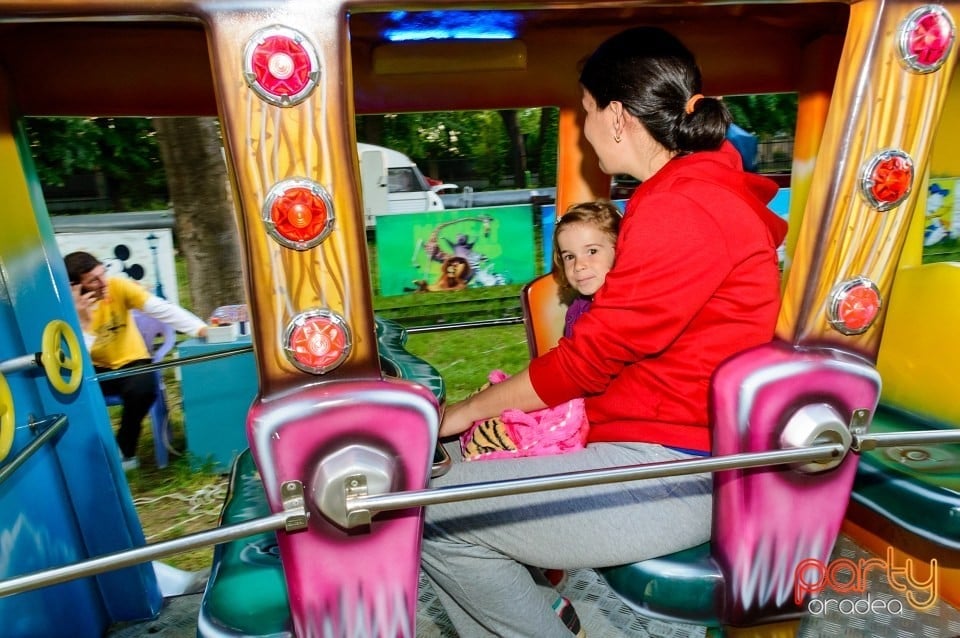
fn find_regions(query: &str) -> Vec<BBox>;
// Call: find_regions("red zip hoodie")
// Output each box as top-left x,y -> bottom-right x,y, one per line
528,142 -> 788,453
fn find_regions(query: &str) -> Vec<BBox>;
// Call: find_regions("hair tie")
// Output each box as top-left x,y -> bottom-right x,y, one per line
685,93 -> 704,115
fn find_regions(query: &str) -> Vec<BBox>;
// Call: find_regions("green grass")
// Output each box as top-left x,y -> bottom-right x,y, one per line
405,324 -> 530,402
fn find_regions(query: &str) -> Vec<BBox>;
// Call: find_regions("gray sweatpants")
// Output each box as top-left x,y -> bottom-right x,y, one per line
420,441 -> 713,637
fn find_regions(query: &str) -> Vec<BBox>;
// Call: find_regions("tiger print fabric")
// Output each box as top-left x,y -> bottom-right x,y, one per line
461,416 -> 518,457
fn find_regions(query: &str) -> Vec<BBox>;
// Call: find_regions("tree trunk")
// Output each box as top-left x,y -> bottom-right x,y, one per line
498,109 -> 527,188
153,117 -> 243,320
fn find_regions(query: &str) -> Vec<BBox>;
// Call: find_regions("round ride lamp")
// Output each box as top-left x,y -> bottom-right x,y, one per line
283,309 -> 351,374
262,178 -> 335,250
243,25 -> 320,106
827,277 -> 882,336
858,149 -> 913,211
898,5 -> 956,73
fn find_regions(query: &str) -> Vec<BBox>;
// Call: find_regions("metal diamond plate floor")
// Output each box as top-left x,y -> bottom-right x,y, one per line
108,534 -> 960,637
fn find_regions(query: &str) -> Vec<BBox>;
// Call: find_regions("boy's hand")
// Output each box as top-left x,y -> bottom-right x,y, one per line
70,284 -> 97,332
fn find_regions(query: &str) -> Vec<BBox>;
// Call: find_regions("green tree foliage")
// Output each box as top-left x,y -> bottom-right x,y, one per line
724,93 -> 798,140
358,108 -> 552,188
26,96 -> 794,212
25,117 -> 168,211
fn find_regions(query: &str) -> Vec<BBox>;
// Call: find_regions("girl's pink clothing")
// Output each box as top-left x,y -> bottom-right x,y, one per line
461,370 -> 588,461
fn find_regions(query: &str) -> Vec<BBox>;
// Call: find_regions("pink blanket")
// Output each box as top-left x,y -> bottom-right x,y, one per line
460,370 -> 589,461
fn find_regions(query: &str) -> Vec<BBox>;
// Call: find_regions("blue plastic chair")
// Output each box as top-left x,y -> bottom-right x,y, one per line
103,310 -> 177,468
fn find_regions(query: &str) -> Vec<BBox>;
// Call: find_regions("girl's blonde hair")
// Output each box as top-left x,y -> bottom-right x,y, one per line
551,200 -> 622,304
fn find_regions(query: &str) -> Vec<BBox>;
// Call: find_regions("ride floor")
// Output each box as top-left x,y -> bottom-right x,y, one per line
104,534 -> 960,637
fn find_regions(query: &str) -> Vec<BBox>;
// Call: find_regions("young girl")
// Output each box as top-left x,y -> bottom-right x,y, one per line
460,200 -> 622,460
554,200 -> 622,338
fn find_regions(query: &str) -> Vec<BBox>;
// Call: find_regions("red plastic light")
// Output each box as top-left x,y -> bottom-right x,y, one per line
859,150 -> 913,211
243,26 -> 319,106
272,187 -> 327,238
262,179 -> 334,250
828,278 -> 881,335
899,6 -> 955,73
285,311 -> 350,374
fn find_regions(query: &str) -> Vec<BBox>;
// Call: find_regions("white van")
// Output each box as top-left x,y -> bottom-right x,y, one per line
357,142 -> 445,228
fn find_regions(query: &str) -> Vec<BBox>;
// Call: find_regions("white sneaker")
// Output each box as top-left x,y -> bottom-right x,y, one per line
122,456 -> 140,472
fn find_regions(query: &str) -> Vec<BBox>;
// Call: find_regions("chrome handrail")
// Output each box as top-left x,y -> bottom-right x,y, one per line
852,429 -> 960,451
342,443 -> 845,527
0,480 -> 307,599
96,344 -> 253,382
0,414 -> 67,486
0,343 -> 253,382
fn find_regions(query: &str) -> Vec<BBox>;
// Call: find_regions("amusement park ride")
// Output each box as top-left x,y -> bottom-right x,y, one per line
2,0 -> 960,636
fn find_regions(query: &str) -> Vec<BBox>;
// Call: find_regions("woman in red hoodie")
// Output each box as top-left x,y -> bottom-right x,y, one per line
421,26 -> 788,637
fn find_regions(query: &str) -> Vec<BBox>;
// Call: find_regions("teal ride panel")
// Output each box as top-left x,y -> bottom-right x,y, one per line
852,404 -> 960,549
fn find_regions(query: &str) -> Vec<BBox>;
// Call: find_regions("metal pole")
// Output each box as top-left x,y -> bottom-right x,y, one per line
0,414 -> 67,486
0,353 -> 41,374
404,316 -> 524,335
96,344 -> 253,382
853,429 -> 960,451
0,507 -> 301,599
345,443 -> 845,521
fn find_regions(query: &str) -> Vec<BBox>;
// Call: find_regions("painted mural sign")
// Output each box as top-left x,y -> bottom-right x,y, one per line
924,177 -> 960,250
375,206 -> 536,296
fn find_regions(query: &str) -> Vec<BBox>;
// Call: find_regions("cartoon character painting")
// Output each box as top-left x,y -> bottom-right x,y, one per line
925,182 -> 952,246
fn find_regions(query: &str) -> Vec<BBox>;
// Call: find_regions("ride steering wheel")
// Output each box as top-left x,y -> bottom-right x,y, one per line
40,319 -> 82,395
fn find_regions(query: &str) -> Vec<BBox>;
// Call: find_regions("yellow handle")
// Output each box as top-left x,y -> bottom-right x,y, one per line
40,320 -> 82,395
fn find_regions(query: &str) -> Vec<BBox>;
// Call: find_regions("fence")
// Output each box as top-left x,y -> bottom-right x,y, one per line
757,138 -> 795,173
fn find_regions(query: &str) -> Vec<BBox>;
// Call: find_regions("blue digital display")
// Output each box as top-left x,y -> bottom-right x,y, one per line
384,11 -> 519,41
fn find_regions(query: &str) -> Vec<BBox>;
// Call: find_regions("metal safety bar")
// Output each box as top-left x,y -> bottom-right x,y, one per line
405,316 -> 524,335
96,344 -> 253,382
0,480 -> 308,599
0,343 -> 252,383
852,429 -> 960,451
342,443 -> 846,527
0,414 -> 67,486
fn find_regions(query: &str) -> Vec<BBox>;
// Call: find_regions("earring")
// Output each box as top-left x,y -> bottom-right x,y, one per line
614,133 -> 622,143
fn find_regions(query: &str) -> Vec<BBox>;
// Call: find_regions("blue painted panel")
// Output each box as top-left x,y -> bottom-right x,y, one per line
0,120 -> 161,636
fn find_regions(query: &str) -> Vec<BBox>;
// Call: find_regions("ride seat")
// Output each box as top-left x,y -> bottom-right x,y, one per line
103,310 -> 176,468
520,274 -> 565,358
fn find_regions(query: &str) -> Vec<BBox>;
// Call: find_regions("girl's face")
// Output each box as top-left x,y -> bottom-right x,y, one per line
557,221 -> 616,297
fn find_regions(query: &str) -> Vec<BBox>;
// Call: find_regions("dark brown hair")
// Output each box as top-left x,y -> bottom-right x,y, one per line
579,27 -> 731,154
64,251 -> 101,284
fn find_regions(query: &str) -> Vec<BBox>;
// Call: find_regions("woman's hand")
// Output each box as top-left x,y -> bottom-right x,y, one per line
439,368 -> 546,439
439,400 -> 476,438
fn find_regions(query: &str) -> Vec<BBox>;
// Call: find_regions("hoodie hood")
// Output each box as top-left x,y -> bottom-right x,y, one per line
637,140 -> 788,247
